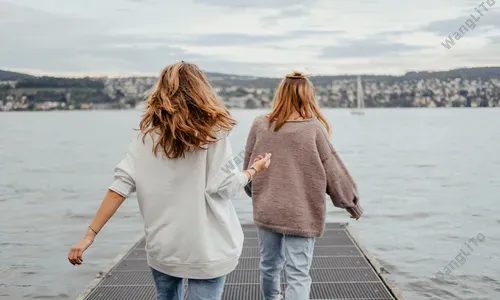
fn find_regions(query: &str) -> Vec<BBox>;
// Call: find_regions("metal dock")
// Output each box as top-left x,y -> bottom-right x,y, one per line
78,223 -> 403,300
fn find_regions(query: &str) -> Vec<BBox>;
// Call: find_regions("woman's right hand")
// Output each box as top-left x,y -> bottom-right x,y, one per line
251,153 -> 272,172
68,237 -> 94,265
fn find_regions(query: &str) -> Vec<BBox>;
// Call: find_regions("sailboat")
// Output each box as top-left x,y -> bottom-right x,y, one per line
351,76 -> 365,115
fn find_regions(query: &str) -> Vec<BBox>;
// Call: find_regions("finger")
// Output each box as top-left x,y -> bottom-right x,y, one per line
263,153 -> 272,161
71,250 -> 78,265
72,249 -> 80,265
68,251 -> 75,265
77,249 -> 84,264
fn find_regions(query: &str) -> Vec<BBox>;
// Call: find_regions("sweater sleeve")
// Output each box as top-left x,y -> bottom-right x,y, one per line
109,139 -> 137,198
316,126 -> 363,218
243,118 -> 258,197
205,131 -> 249,200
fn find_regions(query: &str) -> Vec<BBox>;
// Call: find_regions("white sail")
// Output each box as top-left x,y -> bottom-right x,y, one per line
352,76 -> 365,115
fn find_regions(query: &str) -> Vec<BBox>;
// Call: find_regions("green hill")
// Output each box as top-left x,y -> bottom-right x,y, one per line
0,70 -> 35,81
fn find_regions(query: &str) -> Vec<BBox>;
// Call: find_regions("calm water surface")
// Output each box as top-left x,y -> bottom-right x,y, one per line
0,109 -> 499,300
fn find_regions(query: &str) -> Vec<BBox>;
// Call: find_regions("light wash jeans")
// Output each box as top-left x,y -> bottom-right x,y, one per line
258,227 -> 316,300
151,268 -> 226,300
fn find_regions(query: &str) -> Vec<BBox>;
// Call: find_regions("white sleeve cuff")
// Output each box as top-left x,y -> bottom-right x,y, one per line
238,171 -> 249,187
109,179 -> 134,198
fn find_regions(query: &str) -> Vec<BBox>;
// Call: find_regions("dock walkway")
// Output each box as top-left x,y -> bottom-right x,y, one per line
79,223 -> 401,300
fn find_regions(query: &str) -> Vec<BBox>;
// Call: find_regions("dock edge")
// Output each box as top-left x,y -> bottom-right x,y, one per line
75,233 -> 145,300
344,224 -> 406,300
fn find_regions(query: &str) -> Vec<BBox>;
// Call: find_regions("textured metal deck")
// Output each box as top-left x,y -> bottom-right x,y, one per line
80,223 -> 397,300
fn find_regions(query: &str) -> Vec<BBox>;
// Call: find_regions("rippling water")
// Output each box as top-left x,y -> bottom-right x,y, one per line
1,109 -> 499,300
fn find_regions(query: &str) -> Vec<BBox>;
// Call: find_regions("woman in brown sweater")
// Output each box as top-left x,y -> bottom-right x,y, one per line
243,72 -> 363,300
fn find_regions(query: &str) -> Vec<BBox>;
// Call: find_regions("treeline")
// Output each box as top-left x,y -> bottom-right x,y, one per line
15,76 -> 104,89
205,67 -> 500,88
0,70 -> 34,81
403,67 -> 500,80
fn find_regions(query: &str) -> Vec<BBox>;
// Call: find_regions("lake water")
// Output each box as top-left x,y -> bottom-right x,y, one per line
0,109 -> 499,300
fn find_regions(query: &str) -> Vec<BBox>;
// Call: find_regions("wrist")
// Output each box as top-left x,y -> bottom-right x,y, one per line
243,168 -> 257,182
83,235 -> 95,242
84,231 -> 96,241
85,226 -> 98,239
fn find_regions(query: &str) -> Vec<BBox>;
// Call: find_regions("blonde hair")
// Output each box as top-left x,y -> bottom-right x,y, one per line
139,61 -> 236,158
268,71 -> 331,134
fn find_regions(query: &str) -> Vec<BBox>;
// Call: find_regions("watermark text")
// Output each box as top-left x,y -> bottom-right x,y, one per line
441,0 -> 496,49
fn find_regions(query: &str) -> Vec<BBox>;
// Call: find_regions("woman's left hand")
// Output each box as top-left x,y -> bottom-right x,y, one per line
251,153 -> 272,172
68,237 -> 94,265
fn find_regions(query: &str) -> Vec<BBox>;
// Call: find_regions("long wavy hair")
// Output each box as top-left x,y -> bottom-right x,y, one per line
139,61 -> 236,158
268,71 -> 331,134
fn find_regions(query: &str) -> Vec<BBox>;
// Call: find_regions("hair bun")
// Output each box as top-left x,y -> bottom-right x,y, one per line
286,71 -> 307,79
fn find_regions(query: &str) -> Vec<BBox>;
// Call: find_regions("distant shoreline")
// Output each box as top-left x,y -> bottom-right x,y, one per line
1,106 -> 498,113
2,67 -> 500,111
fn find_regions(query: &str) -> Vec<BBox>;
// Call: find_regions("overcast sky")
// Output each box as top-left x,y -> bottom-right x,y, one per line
1,0 -> 499,77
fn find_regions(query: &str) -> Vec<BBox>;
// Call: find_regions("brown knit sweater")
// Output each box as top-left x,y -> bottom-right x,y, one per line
243,115 -> 363,237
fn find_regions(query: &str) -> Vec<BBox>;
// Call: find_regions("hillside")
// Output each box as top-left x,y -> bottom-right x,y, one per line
0,70 -> 35,81
3,67 -> 500,87
2,66 -> 500,110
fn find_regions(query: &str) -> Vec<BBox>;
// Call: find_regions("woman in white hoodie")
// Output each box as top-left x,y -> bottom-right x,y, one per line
67,61 -> 271,300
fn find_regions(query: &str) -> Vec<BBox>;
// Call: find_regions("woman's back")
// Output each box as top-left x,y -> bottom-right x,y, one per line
244,115 -> 359,237
116,132 -> 244,278
108,62 -> 251,279
68,62 -> 272,300
242,71 -> 361,300
243,72 -> 362,238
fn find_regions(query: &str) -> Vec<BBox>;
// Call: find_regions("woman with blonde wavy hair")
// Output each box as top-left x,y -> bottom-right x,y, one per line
243,71 -> 363,300
67,61 -> 271,300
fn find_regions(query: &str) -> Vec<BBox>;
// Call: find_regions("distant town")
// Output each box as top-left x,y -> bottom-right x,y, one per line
1,67 -> 500,111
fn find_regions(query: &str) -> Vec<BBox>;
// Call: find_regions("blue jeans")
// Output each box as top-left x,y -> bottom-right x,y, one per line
151,268 -> 226,300
258,228 -> 316,300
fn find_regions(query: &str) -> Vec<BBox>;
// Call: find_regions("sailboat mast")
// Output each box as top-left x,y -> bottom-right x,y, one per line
351,76 -> 365,115
356,76 -> 363,109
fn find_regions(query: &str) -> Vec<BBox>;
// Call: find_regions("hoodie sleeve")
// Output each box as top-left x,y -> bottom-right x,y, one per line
109,139 -> 137,198
316,125 -> 363,218
205,131 -> 248,200
243,118 -> 258,197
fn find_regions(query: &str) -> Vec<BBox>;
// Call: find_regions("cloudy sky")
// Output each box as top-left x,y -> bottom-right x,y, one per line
1,0 -> 499,77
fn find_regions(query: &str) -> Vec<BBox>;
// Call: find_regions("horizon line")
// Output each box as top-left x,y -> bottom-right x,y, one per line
2,65 -> 500,79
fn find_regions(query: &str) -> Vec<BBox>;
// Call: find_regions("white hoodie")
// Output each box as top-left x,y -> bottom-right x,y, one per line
109,131 -> 247,279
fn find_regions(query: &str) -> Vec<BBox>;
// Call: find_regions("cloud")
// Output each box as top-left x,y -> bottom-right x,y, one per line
0,3 -> 195,74
489,35 -> 500,44
374,30 -> 419,38
320,39 -> 426,59
279,7 -> 310,17
0,3 -> 293,76
2,0 -> 500,77
290,29 -> 344,37
193,0 -> 317,8
181,30 -> 343,46
182,33 -> 288,46
421,11 -> 500,36
261,6 -> 311,25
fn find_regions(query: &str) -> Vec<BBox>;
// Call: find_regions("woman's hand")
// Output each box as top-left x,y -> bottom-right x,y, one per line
68,237 -> 94,265
251,153 -> 272,172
